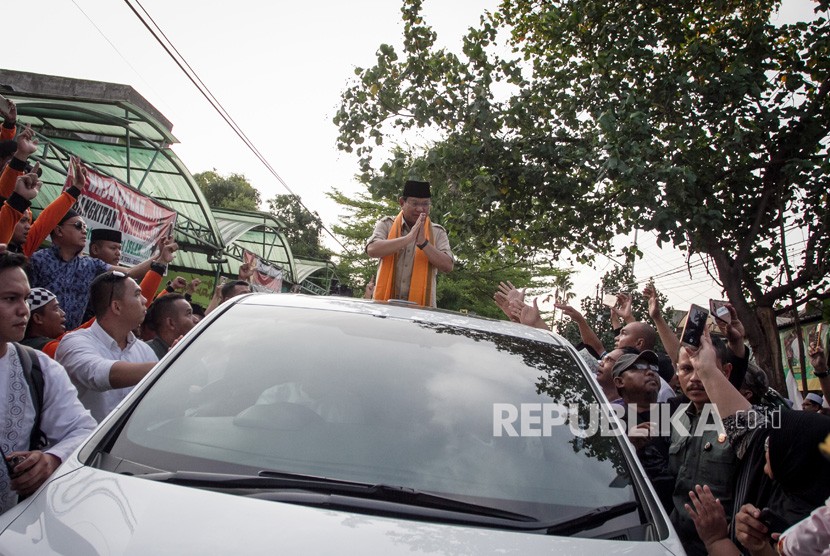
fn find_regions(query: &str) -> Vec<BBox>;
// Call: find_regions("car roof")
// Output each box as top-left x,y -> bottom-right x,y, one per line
228,293 -> 572,349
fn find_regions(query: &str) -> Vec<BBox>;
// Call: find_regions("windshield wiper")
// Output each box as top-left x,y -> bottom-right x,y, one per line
137,470 -> 374,494
545,501 -> 639,536
137,470 -> 539,525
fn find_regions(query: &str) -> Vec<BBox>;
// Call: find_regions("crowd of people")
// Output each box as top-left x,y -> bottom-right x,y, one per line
0,104 -> 255,513
2,99 -> 829,555
494,281 -> 830,555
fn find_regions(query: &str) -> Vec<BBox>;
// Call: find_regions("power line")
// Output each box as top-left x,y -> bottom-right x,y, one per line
123,0 -> 350,253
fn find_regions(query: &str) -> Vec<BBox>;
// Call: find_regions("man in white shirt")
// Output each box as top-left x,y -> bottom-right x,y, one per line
0,250 -> 96,513
56,271 -> 158,422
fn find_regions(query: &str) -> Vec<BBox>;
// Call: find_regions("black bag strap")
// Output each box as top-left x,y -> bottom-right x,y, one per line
12,343 -> 47,451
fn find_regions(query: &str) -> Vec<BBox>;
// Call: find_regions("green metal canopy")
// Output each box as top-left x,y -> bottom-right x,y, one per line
0,69 -> 336,294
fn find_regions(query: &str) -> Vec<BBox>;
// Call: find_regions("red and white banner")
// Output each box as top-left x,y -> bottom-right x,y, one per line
65,157 -> 177,266
243,249 -> 283,293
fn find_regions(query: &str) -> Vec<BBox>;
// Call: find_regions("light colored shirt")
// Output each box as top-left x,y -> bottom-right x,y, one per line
56,322 -> 158,422
366,216 -> 454,307
0,344 -> 97,513
778,495 -> 830,556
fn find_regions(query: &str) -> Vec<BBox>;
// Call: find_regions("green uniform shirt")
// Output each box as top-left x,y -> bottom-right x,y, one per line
668,402 -> 737,556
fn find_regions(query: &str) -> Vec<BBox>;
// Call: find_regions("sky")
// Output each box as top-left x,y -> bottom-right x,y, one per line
5,0 -> 820,311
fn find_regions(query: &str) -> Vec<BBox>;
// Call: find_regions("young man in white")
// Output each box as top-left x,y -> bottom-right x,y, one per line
0,249 -> 96,513
56,271 -> 159,422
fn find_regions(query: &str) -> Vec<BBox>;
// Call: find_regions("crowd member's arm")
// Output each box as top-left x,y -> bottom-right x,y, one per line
363,279 -> 375,299
643,283 -> 681,365
0,168 -> 41,244
56,331 -> 156,390
185,278 -> 200,302
0,98 -> 16,141
238,262 -> 253,282
717,304 -> 749,390
140,267 -> 171,305
689,327 -> 751,418
494,281 -> 523,323
157,276 -> 187,300
555,303 -> 605,356
23,158 -> 89,256
685,484 -> 742,556
111,237 -> 177,280
205,281 -> 224,316
810,342 -> 830,405
0,125 -> 37,200
8,352 -> 96,496
514,298 -> 549,330
615,292 -> 636,325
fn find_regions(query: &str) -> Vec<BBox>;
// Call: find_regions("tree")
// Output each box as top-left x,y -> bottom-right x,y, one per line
194,170 -> 261,211
267,194 -> 332,260
559,263 -> 674,352
334,0 -> 830,392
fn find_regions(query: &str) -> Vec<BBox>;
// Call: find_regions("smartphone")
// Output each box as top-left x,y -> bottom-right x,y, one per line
759,507 -> 789,534
680,304 -> 710,349
709,299 -> 731,325
601,293 -> 618,307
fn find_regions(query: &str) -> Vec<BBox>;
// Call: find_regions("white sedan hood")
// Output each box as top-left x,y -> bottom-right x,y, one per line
0,466 -> 683,555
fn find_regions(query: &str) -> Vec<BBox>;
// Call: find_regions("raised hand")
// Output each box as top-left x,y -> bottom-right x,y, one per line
238,262 -> 254,281
156,237 -> 179,264
410,213 -> 427,244
515,297 -> 548,330
14,164 -> 41,201
14,125 -> 38,159
642,283 -> 662,321
615,292 -> 633,322
0,97 -> 16,122
685,484 -> 730,550
170,276 -> 187,290
187,278 -> 201,294
554,302 -> 582,321
69,157 -> 90,191
810,341 -> 828,375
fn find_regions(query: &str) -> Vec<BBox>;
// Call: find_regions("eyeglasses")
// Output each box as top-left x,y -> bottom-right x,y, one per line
625,363 -> 659,373
407,200 -> 431,209
65,221 -> 87,231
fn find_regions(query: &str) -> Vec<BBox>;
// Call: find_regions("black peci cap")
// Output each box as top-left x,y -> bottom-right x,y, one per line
402,180 -> 431,199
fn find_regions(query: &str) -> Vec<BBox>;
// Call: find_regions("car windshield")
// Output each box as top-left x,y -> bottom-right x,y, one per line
105,303 -> 637,526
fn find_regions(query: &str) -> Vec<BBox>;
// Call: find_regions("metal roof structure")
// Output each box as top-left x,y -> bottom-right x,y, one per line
0,69 -> 336,293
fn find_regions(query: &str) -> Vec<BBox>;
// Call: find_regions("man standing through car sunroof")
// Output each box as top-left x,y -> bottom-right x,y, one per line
366,180 -> 453,308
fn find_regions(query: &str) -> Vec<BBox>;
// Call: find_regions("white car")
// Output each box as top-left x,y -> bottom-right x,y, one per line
0,295 -> 685,555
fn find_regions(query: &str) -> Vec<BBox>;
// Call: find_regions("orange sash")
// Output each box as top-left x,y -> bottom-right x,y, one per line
373,212 -> 433,306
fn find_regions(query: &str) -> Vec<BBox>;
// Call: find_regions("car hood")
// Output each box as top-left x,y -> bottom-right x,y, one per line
0,466 -> 684,555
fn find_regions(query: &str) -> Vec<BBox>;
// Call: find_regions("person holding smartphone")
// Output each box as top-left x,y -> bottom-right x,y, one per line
0,252 -> 96,514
